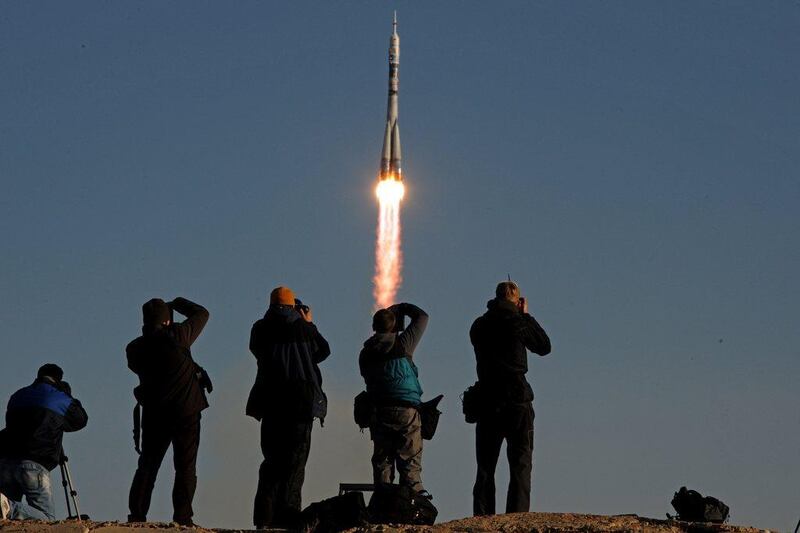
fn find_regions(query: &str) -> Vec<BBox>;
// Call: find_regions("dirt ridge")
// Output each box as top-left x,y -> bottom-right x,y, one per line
0,512 -> 775,533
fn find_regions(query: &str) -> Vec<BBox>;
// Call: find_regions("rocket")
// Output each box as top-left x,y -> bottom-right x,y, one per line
379,12 -> 402,181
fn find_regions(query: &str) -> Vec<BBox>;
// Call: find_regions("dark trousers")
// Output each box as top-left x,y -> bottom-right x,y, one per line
473,403 -> 534,516
128,411 -> 201,525
254,417 -> 312,528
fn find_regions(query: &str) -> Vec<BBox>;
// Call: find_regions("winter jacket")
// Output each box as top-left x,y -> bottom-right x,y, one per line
246,306 -> 331,423
0,379 -> 88,470
127,297 -> 210,418
470,298 -> 551,404
359,303 -> 429,406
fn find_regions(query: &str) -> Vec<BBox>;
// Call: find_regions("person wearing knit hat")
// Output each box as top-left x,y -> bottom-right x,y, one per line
247,287 -> 331,529
126,296 -> 211,526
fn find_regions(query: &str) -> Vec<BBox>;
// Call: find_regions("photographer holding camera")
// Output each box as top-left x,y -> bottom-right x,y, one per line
359,302 -> 430,496
246,286 -> 330,529
469,281 -> 551,516
126,296 -> 211,526
0,364 -> 88,521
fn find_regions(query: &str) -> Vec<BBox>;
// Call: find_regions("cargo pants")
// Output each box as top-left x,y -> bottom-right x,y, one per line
370,406 -> 423,492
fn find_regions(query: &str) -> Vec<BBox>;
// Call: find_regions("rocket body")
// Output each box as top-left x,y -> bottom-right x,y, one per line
380,14 -> 402,181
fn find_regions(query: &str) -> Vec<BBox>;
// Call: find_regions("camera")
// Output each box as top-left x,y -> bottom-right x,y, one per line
389,305 -> 407,333
294,299 -> 310,314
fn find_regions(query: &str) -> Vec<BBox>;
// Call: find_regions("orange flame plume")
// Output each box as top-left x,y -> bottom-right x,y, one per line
373,178 -> 405,309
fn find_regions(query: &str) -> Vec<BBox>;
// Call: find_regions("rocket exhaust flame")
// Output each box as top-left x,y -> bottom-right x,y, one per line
374,178 -> 405,309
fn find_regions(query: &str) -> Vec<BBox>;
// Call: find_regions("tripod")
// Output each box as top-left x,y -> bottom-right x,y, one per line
59,453 -> 89,521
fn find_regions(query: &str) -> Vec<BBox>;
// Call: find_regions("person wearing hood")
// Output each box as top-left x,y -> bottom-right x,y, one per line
126,296 -> 211,526
359,302 -> 429,496
0,364 -> 88,521
470,281 -> 551,516
246,286 -> 330,530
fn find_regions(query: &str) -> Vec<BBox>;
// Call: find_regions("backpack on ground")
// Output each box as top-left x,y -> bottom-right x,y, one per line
298,491 -> 369,533
670,486 -> 729,523
367,484 -> 437,525
419,394 -> 444,440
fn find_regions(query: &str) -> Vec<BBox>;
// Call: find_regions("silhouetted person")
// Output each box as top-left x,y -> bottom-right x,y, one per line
359,303 -> 429,495
127,297 -> 211,526
246,287 -> 330,529
470,281 -> 551,515
0,364 -> 88,520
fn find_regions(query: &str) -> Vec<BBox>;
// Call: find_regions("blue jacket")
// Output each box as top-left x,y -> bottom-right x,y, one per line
359,303 -> 429,406
0,379 -> 88,470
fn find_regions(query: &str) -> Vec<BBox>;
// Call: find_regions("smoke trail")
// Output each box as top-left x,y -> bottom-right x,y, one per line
373,179 -> 405,309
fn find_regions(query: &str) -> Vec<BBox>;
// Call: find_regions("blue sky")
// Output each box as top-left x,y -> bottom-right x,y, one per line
1,1 -> 798,530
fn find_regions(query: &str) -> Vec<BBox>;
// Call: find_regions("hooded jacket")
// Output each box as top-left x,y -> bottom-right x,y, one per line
470,298 -> 551,404
246,306 -> 330,423
0,379 -> 88,470
127,297 -> 210,418
359,303 -> 429,406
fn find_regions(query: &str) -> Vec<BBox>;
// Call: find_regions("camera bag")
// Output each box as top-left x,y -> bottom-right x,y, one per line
670,486 -> 729,523
354,391 -> 374,430
461,382 -> 484,424
368,484 -> 437,526
419,394 -> 444,440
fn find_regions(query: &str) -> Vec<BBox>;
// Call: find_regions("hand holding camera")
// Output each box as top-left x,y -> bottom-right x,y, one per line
298,306 -> 313,323
56,380 -> 73,397
295,299 -> 313,323
518,296 -> 528,314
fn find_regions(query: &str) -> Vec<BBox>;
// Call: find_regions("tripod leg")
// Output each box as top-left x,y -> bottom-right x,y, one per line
63,462 -> 82,521
60,462 -> 74,519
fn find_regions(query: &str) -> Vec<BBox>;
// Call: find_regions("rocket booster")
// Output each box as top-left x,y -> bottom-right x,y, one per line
380,13 -> 402,181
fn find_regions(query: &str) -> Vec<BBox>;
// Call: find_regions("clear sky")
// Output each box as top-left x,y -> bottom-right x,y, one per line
1,1 -> 798,530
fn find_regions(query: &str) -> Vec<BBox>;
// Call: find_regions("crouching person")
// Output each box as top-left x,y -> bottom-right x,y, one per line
127,297 -> 211,526
247,287 -> 331,529
359,303 -> 430,497
0,364 -> 88,520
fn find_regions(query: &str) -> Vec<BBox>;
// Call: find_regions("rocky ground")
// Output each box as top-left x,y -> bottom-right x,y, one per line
0,513 -> 776,533
344,512 -> 773,532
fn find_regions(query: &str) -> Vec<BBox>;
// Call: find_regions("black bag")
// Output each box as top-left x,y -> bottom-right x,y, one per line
354,391 -> 374,429
419,394 -> 444,440
461,382 -> 483,423
298,491 -> 369,533
368,484 -> 437,525
670,486 -> 729,523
